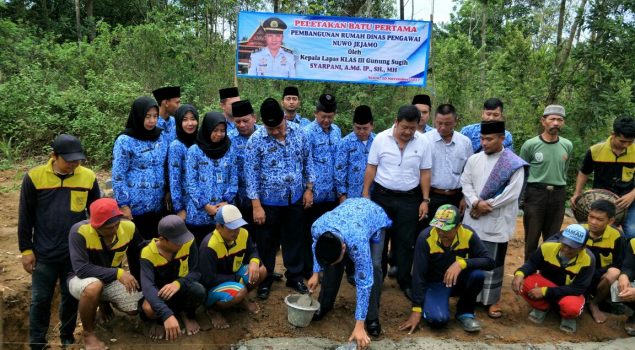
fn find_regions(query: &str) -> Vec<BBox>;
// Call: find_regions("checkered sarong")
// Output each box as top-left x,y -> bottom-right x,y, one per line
477,241 -> 508,306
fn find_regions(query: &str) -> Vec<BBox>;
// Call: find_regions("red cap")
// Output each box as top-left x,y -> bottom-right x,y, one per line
89,198 -> 123,228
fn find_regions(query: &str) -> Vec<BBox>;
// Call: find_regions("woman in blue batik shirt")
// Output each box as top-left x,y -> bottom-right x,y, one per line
168,104 -> 199,221
112,96 -> 168,239
185,111 -> 238,243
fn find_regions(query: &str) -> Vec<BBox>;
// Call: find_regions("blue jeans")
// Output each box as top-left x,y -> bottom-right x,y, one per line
623,203 -> 635,240
29,259 -> 77,350
423,269 -> 485,327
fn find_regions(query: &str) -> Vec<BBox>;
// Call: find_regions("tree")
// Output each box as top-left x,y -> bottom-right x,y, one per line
545,0 -> 587,104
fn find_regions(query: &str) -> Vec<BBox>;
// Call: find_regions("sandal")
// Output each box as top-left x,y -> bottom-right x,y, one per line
528,308 -> 548,324
559,318 -> 576,333
625,315 -> 635,336
487,304 -> 503,319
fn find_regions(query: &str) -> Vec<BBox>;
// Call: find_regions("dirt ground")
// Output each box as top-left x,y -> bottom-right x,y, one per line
0,166 -> 632,349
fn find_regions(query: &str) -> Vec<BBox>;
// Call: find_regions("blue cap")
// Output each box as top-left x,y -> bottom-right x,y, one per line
560,224 -> 588,249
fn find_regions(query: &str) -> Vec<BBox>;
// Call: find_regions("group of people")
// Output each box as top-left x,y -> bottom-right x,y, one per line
17,84 -> 635,350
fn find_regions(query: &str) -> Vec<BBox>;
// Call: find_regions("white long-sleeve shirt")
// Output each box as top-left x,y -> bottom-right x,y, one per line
460,149 -> 525,243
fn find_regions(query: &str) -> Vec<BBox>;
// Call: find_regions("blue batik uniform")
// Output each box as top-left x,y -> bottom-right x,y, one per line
226,120 -> 239,139
230,125 -> 261,207
245,121 -> 315,206
460,123 -> 513,153
290,113 -> 311,128
158,116 -> 177,144
112,135 -> 167,215
304,121 -> 341,203
185,145 -> 238,226
168,139 -> 191,213
335,132 -> 375,198
311,198 -> 392,320
424,124 -> 434,133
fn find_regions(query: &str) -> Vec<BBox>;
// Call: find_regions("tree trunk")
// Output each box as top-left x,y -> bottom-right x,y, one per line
400,0 -> 404,20
546,0 -> 588,104
480,0 -> 488,90
40,0 -> 49,31
556,0 -> 566,48
273,0 -> 279,13
74,0 -> 82,44
86,0 -> 95,42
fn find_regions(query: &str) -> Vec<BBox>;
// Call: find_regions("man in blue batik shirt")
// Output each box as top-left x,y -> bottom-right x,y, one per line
460,98 -> 513,153
281,86 -> 311,127
229,100 -> 260,226
303,94 -> 341,275
335,105 -> 375,202
218,87 -> 241,138
308,198 -> 392,348
153,86 -> 181,144
245,98 -> 315,299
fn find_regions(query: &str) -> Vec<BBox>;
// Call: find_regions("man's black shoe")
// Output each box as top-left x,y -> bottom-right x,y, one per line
286,280 -> 309,294
366,319 -> 382,337
346,274 -> 356,286
257,286 -> 271,300
312,306 -> 332,321
403,287 -> 413,302
272,272 -> 284,281
387,265 -> 397,278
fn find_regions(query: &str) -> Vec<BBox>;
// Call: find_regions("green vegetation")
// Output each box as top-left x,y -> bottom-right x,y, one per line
0,0 -> 634,184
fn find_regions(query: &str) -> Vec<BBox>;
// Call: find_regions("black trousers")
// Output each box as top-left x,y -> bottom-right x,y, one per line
371,185 -> 421,290
142,282 -> 206,320
419,191 -> 464,232
318,230 -> 384,321
186,224 -> 215,246
237,203 -> 255,237
304,201 -> 337,278
133,211 -> 163,240
522,184 -> 566,261
254,200 -> 306,288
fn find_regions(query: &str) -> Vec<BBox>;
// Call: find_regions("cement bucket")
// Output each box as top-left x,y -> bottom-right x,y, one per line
284,294 -> 320,327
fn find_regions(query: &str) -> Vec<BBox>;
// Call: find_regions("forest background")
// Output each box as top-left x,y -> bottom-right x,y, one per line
1,0 -> 634,192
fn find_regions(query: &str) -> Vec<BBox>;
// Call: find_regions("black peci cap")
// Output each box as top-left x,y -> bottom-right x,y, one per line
353,105 -> 373,125
219,87 -> 239,100
232,100 -> 254,118
411,94 -> 431,107
152,86 -> 181,103
316,94 -> 337,113
283,86 -> 299,98
260,98 -> 284,127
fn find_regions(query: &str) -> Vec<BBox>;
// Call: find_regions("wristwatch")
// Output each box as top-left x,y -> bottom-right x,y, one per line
422,198 -> 430,203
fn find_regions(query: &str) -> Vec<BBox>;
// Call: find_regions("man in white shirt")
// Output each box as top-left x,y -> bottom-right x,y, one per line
421,103 -> 473,228
362,105 -> 432,302
461,120 -> 527,319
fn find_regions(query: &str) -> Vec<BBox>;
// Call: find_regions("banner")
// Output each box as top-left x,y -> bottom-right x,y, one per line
236,11 -> 431,86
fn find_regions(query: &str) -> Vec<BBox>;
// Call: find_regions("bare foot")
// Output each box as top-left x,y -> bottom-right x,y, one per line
241,299 -> 260,314
589,302 -> 607,323
98,302 -> 115,324
207,310 -> 229,329
182,314 -> 201,336
84,332 -> 108,350
146,322 -> 165,340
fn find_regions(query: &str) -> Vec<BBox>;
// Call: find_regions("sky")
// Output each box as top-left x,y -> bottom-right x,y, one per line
394,0 -> 455,23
